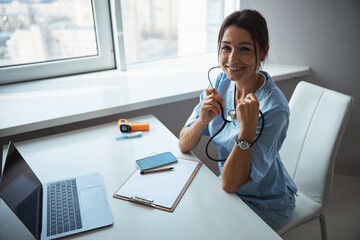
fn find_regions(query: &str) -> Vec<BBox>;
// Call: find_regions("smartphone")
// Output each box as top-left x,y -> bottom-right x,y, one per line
135,152 -> 178,171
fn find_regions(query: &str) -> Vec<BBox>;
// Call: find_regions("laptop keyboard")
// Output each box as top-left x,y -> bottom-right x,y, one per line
46,179 -> 82,236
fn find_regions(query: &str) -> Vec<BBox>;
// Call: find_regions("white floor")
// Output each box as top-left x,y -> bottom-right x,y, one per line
282,173 -> 360,240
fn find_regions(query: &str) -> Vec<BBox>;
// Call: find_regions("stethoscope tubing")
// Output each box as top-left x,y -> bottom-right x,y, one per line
205,103 -> 265,162
205,66 -> 265,162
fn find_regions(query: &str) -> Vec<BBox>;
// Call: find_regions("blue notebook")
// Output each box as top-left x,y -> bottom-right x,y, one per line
135,152 -> 178,171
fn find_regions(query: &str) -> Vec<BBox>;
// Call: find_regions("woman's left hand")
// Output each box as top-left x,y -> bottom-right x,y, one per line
236,93 -> 260,141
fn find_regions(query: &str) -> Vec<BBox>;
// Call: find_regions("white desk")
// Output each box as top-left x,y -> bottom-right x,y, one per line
0,114 -> 281,240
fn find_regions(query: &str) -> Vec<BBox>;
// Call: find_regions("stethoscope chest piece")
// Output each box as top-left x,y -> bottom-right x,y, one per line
226,110 -> 237,122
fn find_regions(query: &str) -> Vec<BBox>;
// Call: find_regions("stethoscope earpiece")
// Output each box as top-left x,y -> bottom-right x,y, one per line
207,65 -> 221,89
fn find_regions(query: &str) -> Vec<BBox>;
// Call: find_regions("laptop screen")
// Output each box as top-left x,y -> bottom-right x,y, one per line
0,142 -> 42,239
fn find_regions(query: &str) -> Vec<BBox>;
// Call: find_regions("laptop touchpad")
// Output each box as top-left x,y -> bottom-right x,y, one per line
80,186 -> 106,211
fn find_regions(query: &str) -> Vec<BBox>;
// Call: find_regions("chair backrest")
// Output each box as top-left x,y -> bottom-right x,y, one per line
280,81 -> 353,207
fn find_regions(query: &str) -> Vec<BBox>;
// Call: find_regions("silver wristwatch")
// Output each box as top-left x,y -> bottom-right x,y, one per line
236,138 -> 254,150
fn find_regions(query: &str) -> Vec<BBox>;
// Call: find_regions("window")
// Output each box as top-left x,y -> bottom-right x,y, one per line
119,0 -> 237,66
0,0 -> 238,84
0,0 -> 115,85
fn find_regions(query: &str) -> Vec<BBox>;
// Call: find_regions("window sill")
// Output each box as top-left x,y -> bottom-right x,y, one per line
0,53 -> 309,138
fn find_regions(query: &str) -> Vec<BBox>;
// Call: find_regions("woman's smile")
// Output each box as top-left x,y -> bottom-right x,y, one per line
227,65 -> 246,72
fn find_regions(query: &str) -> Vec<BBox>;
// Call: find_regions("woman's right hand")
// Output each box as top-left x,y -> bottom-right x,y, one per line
179,88 -> 224,154
199,88 -> 225,124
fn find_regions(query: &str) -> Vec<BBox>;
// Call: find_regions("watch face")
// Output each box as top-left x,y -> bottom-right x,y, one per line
236,138 -> 252,149
239,141 -> 249,149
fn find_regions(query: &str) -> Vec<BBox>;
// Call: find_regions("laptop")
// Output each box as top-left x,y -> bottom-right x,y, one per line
0,142 -> 113,239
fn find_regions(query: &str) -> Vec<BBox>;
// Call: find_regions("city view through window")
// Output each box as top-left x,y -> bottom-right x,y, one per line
121,0 -> 224,65
0,0 -> 226,69
0,0 -> 97,68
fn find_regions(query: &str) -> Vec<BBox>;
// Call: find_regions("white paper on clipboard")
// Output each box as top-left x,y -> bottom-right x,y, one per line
115,156 -> 201,210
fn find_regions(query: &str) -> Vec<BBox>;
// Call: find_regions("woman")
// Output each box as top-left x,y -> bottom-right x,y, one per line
178,9 -> 297,231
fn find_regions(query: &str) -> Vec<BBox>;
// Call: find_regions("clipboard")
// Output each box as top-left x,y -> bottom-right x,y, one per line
113,154 -> 202,212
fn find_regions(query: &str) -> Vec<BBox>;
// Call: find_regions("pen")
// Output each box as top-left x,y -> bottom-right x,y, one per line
115,131 -> 142,141
140,167 -> 174,175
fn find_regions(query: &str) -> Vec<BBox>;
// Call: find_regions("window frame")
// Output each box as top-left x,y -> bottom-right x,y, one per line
0,0 -> 116,85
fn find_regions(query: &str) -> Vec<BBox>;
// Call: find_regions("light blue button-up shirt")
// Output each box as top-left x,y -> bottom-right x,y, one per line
185,71 -> 297,213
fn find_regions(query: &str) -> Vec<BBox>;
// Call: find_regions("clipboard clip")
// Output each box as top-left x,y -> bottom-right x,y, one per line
129,196 -> 155,207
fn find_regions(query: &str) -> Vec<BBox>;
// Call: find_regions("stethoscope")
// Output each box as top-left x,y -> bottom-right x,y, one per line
205,66 -> 265,162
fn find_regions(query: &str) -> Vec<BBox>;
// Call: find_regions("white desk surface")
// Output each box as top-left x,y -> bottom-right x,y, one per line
0,53 -> 309,138
0,114 -> 281,240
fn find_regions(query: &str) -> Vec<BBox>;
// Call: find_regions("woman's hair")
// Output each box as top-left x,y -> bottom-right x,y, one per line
217,9 -> 269,68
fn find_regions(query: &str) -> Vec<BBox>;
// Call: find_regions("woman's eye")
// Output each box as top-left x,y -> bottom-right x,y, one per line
222,46 -> 231,51
240,47 -> 250,51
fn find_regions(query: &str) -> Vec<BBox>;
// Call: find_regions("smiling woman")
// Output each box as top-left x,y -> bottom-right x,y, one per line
178,9 -> 298,231
219,26 -> 266,88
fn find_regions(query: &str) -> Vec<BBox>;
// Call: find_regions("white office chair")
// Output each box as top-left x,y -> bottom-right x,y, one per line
276,81 -> 354,239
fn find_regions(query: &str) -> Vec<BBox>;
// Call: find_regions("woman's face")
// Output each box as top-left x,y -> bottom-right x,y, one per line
219,26 -> 259,81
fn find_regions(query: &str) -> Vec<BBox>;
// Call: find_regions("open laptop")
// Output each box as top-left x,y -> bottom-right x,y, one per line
0,142 -> 113,239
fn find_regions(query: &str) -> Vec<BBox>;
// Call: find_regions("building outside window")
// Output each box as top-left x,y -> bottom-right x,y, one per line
0,0 -> 97,67
0,0 -> 114,85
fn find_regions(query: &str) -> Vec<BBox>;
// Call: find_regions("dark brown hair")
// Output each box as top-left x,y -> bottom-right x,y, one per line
218,9 -> 269,69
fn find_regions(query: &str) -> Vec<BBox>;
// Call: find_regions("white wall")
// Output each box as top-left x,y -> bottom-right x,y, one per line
240,0 -> 360,176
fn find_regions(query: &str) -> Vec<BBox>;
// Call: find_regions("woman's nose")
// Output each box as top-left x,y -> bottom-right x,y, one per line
228,50 -> 238,62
